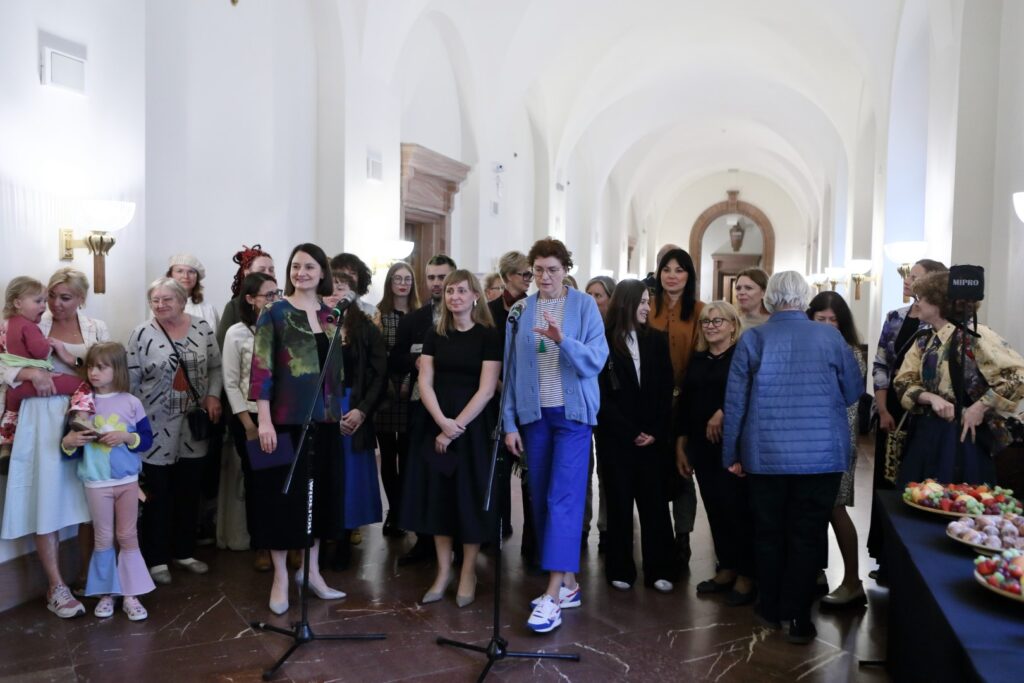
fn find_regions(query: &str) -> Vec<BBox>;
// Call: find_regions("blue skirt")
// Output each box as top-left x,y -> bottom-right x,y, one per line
897,413 -> 997,488
342,390 -> 382,528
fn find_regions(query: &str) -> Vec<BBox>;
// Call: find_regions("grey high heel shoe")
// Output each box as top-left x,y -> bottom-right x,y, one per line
421,575 -> 452,604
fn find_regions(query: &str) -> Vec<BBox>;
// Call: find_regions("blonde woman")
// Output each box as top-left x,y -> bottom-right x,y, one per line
400,270 -> 500,608
676,301 -> 755,605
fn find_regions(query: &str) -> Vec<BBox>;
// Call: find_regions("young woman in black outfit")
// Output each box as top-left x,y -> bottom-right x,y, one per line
595,279 -> 677,592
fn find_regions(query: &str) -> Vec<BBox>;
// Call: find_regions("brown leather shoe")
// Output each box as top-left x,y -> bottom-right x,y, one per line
253,549 -> 272,572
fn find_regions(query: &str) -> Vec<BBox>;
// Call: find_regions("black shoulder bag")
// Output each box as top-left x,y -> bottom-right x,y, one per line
156,321 -> 212,441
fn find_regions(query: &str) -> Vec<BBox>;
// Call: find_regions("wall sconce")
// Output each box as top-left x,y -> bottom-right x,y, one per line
883,240 -> 929,302
371,239 -> 415,272
808,273 -> 827,293
847,258 -> 873,300
1013,192 -> 1024,222
824,266 -> 848,292
59,200 -> 136,294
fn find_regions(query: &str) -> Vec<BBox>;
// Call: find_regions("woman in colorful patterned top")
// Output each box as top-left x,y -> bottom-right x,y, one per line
866,258 -> 945,569
894,271 -> 1024,487
250,243 -> 347,615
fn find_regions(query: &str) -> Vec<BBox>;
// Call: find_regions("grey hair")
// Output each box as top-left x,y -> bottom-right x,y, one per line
764,271 -> 812,312
146,277 -> 188,305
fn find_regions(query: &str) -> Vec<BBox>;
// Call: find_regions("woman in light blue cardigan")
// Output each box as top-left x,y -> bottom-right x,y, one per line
503,238 -> 608,634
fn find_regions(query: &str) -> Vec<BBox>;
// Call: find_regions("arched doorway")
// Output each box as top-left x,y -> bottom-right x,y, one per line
688,190 -> 776,301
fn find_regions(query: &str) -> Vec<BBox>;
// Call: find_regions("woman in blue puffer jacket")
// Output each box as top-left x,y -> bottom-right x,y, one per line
722,271 -> 862,645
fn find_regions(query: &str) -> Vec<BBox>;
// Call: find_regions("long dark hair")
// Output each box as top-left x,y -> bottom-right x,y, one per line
653,248 -> 698,321
238,272 -> 276,327
605,279 -> 649,359
807,291 -> 860,346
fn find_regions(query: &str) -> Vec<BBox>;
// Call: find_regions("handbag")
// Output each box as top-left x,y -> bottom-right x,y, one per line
155,321 -> 211,441
883,411 -> 910,485
245,433 -> 295,470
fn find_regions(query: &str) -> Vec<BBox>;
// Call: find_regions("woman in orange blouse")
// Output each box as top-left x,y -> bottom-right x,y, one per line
647,247 -> 705,565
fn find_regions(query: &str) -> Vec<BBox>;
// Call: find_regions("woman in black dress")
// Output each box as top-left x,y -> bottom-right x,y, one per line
595,279 -> 677,592
401,270 -> 501,607
676,300 -> 755,606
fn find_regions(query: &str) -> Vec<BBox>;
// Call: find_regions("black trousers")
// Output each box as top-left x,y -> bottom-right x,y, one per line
377,430 -> 409,516
692,448 -> 755,577
140,457 -> 205,567
600,448 -> 677,586
226,412 -> 257,542
748,472 -> 841,623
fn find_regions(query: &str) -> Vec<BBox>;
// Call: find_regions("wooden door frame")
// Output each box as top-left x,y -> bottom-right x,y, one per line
689,190 -> 775,277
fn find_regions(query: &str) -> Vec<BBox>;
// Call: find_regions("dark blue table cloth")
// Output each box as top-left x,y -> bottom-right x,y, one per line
878,490 -> 1024,682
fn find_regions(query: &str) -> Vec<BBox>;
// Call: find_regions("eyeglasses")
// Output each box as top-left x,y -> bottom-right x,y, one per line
257,289 -> 283,301
515,271 -> 534,281
393,277 -> 413,285
486,286 -> 504,293
700,318 -> 729,328
532,266 -> 563,278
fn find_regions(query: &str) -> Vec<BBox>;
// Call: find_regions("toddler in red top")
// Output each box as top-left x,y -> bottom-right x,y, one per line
1,277 -> 94,454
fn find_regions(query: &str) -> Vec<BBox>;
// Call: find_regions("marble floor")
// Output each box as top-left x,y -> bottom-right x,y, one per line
0,437 -> 891,682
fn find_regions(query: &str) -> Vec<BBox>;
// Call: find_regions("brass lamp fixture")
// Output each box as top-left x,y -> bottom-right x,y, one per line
847,259 -> 873,300
824,266 -> 847,292
59,200 -> 135,294
370,239 -> 415,272
883,240 -> 929,302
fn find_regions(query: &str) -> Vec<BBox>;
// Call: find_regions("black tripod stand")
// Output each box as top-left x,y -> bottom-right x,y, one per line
251,307 -> 385,680
436,309 -> 580,681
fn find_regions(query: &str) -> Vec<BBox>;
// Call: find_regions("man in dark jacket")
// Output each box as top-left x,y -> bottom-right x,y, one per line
391,254 -> 455,565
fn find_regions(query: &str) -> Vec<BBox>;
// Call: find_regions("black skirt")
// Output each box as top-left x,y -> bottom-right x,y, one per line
399,394 -> 497,544
247,423 -> 347,550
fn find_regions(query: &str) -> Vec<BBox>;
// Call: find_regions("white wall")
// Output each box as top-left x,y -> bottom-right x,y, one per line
655,171 -> 808,299
987,0 -> 1024,349
146,0 -> 317,308
0,0 -> 146,562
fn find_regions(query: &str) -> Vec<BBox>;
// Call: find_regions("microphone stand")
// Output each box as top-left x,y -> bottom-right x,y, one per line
251,301 -> 385,680
436,310 -> 580,681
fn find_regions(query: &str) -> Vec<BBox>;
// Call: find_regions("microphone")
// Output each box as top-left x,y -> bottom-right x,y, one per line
507,299 -> 526,327
326,291 -> 358,323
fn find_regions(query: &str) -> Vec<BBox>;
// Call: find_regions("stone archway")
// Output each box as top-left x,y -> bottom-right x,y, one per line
688,190 -> 776,276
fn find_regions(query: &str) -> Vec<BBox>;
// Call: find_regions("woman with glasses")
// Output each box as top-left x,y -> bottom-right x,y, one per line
596,280 -> 677,593
487,251 -> 533,545
483,273 -> 505,302
375,262 -> 420,538
502,238 -> 608,634
676,301 -> 756,606
127,278 -> 223,586
222,273 -> 279,571
648,247 -> 705,565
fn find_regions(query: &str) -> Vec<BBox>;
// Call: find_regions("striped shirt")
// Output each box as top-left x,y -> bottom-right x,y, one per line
536,295 -> 566,407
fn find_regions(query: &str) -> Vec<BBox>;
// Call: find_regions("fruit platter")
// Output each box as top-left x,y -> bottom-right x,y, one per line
903,480 -> 1023,518
947,514 -> 1024,555
973,549 -> 1024,603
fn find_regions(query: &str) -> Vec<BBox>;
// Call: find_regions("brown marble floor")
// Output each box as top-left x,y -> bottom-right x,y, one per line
0,437 -> 891,682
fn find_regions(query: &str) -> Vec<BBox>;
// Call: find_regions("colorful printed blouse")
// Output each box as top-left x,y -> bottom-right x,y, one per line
248,299 -> 345,425
894,322 -> 1024,451
873,305 -> 929,392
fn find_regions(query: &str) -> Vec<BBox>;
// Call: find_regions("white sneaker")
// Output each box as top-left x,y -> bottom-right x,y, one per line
46,584 -> 85,619
173,557 -> 209,574
527,594 -> 562,633
149,564 -> 172,585
653,579 -> 674,593
530,583 -> 582,608
611,580 -> 631,591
